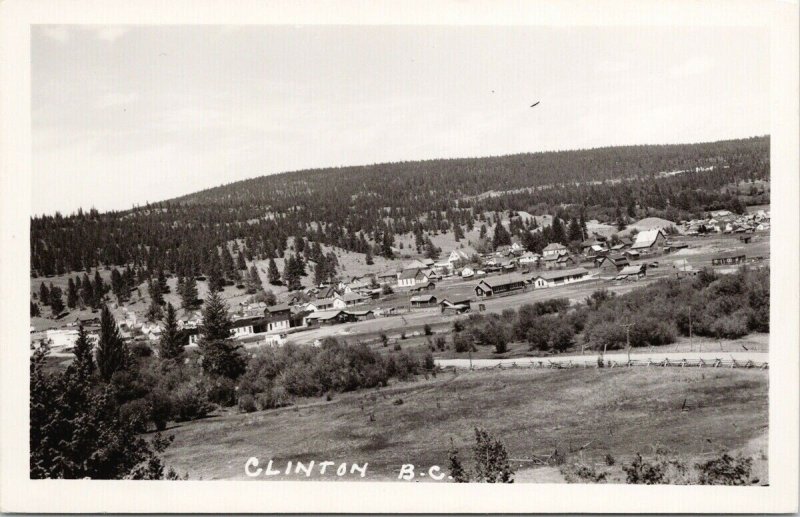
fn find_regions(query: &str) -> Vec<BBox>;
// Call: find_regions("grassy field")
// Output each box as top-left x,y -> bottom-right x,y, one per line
159,367 -> 768,482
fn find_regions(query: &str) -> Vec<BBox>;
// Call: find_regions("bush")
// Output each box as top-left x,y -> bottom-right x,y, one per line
423,324 -> 432,336
453,332 -> 474,353
129,341 -> 153,358
119,398 -> 151,433
710,310 -> 750,339
561,462 -> 608,483
205,376 -> 237,407
237,393 -> 257,413
172,384 -> 211,422
148,389 -> 172,431
256,385 -> 291,410
696,454 -> 753,485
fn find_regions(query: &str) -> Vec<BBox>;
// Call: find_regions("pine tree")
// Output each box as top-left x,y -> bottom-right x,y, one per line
551,217 -> 566,244
96,306 -> 127,382
472,427 -> 514,483
30,301 -> 41,317
50,286 -> 65,317
381,230 -> 394,258
267,258 -> 281,285
424,238 -> 441,260
207,258 -> 225,293
180,275 -> 199,311
245,265 -> 262,294
93,270 -> 105,307
365,248 -> 373,265
236,251 -> 247,271
158,303 -> 185,361
72,323 -> 95,377
198,291 -> 245,379
80,273 -> 94,308
67,278 -> 78,309
492,222 -> 511,249
157,269 -> 170,294
448,440 -> 470,483
39,282 -> 50,306
567,217 -> 583,242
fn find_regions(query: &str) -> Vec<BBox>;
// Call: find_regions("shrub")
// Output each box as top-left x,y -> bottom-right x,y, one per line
148,389 -> 172,431
237,393 -> 257,413
119,398 -> 151,433
710,310 -> 750,339
129,341 -> 153,358
622,452 -> 690,484
205,376 -> 237,407
453,332 -> 474,353
434,336 -> 447,351
561,462 -> 608,483
696,454 -> 753,485
172,384 -> 211,422
423,324 -> 433,336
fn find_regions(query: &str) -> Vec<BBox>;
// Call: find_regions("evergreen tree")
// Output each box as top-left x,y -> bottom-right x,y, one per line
207,258 -> 225,293
492,222 -> 512,249
472,427 -> 514,483
96,306 -> 127,382
381,230 -> 394,258
198,291 -> 245,379
551,217 -> 567,244
158,303 -> 185,361
67,278 -> 78,309
236,251 -> 247,271
448,441 -> 470,483
72,323 -> 95,377
30,301 -> 41,317
157,269 -> 170,294
453,224 -> 465,242
267,258 -> 281,285
567,217 -> 584,242
424,238 -> 441,260
39,282 -> 50,306
245,265 -> 262,294
80,273 -> 94,308
93,270 -> 105,307
365,247 -> 373,265
50,286 -> 65,317
180,275 -> 199,311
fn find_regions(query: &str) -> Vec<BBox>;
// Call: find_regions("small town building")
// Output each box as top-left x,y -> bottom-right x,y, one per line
474,273 -> 529,297
333,292 -> 369,309
615,264 -> 647,281
531,267 -> 589,288
410,294 -> 438,308
630,229 -> 667,255
711,253 -> 746,266
595,254 -> 629,273
542,242 -> 568,257
439,297 -> 472,314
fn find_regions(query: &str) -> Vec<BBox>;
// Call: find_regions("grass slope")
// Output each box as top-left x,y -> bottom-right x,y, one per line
160,367 -> 768,481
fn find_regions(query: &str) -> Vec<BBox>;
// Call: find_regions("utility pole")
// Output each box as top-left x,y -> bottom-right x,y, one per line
688,307 -> 693,353
468,347 -> 473,370
622,323 -> 634,362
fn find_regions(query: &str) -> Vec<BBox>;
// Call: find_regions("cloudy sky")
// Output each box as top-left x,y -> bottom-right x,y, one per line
32,25 -> 769,215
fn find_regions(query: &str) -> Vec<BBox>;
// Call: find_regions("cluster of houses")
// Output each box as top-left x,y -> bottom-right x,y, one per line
682,209 -> 770,235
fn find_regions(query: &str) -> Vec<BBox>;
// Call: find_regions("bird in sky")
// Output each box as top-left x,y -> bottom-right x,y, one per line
530,101 -> 540,107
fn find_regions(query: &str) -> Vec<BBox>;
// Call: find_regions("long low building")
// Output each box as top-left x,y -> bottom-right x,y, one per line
474,273 -> 529,297
531,267 -> 590,288
304,309 -> 375,326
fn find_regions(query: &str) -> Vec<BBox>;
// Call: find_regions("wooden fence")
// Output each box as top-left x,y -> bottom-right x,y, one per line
446,357 -> 768,372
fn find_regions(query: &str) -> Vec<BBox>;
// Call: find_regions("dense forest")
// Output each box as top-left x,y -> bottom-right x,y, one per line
31,136 -> 769,280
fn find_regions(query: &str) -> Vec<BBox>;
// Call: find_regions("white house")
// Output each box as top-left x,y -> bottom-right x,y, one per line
305,298 -> 336,312
531,268 -> 589,288
333,292 -> 369,309
461,267 -> 475,279
542,242 -> 568,257
447,249 -> 471,267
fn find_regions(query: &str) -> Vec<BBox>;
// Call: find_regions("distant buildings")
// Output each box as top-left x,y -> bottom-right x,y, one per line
531,268 -> 589,288
630,229 -> 667,256
474,273 -> 528,297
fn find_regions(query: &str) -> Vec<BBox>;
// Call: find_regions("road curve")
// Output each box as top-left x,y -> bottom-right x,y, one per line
436,351 -> 768,369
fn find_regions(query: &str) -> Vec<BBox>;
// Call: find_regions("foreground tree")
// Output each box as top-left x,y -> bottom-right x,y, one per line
96,306 -> 127,382
158,302 -> 186,361
472,427 -> 514,483
198,291 -> 246,379
30,347 -> 179,479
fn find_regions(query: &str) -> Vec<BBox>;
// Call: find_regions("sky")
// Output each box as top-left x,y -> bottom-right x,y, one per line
32,25 -> 769,216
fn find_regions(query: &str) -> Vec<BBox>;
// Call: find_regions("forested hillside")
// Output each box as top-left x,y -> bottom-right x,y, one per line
31,136 -> 769,281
